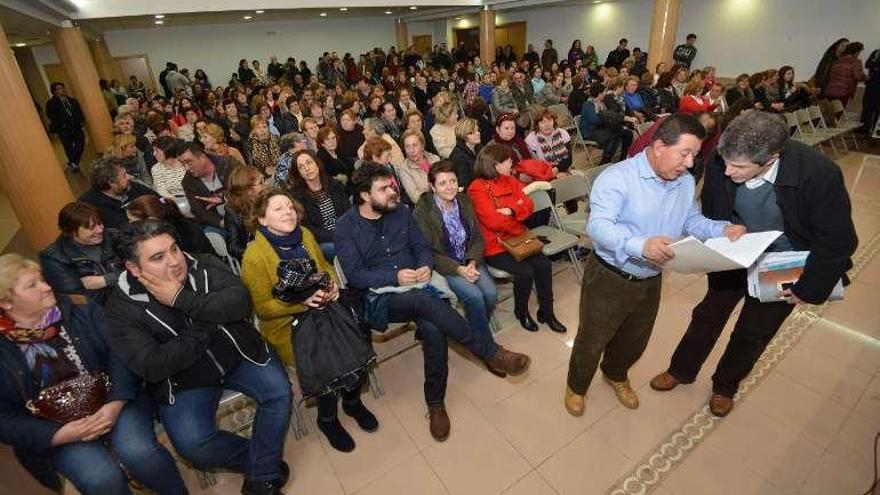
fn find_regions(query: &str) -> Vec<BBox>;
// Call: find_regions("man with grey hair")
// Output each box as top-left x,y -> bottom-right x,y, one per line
651,111 -> 857,417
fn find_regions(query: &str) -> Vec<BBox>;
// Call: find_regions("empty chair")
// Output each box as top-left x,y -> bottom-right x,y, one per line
527,188 -> 583,282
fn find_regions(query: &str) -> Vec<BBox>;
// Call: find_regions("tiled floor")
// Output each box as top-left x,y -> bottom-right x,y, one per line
1,150 -> 878,495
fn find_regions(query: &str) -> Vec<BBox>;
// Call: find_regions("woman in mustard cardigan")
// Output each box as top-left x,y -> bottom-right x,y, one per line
241,187 -> 377,453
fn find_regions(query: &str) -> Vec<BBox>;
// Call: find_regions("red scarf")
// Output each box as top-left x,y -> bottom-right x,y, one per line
0,306 -> 61,343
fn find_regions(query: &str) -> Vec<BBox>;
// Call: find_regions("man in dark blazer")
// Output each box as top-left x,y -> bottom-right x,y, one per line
650,111 -> 858,417
45,82 -> 86,171
177,141 -> 237,230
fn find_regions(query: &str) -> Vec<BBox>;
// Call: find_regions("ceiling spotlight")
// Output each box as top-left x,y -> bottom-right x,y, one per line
409,6 -> 417,9
15,42 -> 26,47
320,12 -> 327,17
154,14 -> 164,19
155,20 -> 164,25
243,15 -> 253,19
339,7 -> 348,11
255,10 -> 265,14
385,10 -> 392,14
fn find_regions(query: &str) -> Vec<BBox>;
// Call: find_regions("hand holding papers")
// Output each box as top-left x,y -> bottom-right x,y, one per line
665,231 -> 783,274
747,252 -> 845,303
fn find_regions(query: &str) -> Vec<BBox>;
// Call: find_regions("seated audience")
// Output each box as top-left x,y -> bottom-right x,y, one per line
360,118 -> 406,168
706,82 -> 729,113
40,202 -> 122,305
536,72 -> 565,106
403,109 -> 438,155
300,117 -> 321,152
622,76 -> 652,121
679,78 -> 717,114
220,98 -> 250,149
490,74 -> 519,120
379,101 -> 403,141
772,65 -> 813,111
489,113 -> 532,170
316,126 -> 355,184
725,74 -> 754,108
398,129 -> 441,203
79,157 -> 157,230
429,103 -> 459,159
241,188 -> 376,452
413,161 -> 498,337
125,195 -> 215,256
108,133 -> 152,187
0,254 -> 186,495
103,220 -> 292,495
273,132 -> 309,186
337,108 -> 366,162
246,116 -> 282,179
199,122 -> 246,166
467,144 -> 566,333
285,150 -> 351,262
178,140 -> 238,231
448,116 -> 483,188
335,162 -> 531,441
225,165 -> 265,261
525,109 -> 573,175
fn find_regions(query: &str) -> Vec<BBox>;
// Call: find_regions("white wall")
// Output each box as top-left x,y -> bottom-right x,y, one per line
678,0 -> 879,78
31,16 -> 397,90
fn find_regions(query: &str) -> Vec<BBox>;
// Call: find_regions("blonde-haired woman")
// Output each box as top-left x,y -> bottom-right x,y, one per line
448,116 -> 482,188
108,133 -> 151,187
429,102 -> 459,159
198,122 -> 246,166
246,115 -> 282,179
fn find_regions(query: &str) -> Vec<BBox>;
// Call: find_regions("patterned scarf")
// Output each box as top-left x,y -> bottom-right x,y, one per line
0,306 -> 61,343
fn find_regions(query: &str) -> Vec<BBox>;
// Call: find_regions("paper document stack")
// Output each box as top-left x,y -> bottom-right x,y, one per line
665,231 -> 783,274
747,252 -> 845,303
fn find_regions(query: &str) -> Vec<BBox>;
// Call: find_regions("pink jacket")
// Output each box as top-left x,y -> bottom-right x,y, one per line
823,56 -> 867,100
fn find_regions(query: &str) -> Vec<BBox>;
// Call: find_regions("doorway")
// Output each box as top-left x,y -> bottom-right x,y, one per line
412,35 -> 433,57
453,22 -> 528,60
115,55 -> 158,93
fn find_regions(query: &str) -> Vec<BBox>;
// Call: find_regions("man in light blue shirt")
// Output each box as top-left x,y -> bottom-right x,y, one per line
564,114 -> 745,416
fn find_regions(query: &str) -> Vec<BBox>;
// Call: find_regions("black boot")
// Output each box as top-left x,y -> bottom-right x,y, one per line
318,417 -> 355,452
242,480 -> 284,495
342,396 -> 379,432
537,309 -> 567,333
515,309 -> 538,332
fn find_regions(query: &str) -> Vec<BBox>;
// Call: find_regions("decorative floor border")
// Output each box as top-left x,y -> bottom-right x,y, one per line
606,225 -> 880,495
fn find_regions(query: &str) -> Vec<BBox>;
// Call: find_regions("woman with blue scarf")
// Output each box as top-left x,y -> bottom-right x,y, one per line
241,188 -> 378,453
413,161 -> 498,336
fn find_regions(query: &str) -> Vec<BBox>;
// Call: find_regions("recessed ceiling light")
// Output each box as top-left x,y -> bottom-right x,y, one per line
385,10 -> 392,14
255,10 -> 265,14
455,16 -> 462,20
15,42 -> 26,47
154,14 -> 164,19
320,12 -> 327,17
243,15 -> 253,19
409,6 -> 418,9
339,7 -> 348,11
154,20 -> 163,25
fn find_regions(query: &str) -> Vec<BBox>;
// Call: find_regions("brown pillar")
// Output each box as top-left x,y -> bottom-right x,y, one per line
479,7 -> 496,65
88,36 -> 123,83
647,0 -> 681,74
12,47 -> 51,128
0,24 -> 75,250
51,23 -> 113,154
395,19 -> 408,51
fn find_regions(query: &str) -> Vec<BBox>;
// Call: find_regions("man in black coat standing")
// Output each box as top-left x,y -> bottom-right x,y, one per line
45,82 -> 86,172
604,38 -> 630,70
650,111 -> 858,417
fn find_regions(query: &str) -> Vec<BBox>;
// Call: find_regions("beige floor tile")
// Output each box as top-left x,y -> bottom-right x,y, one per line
282,434 -> 346,495
537,426 -> 633,495
852,373 -> 880,421
501,471 -> 559,495
352,453 -> 449,495
795,320 -> 880,375
821,281 -> 880,340
488,363 -> 618,465
797,451 -> 871,495
826,412 -> 880,477
662,439 -> 786,495
699,405 -> 825,493
775,340 -> 874,410
423,415 -> 532,495
742,372 -> 850,448
855,255 -> 880,287
318,398 -> 420,493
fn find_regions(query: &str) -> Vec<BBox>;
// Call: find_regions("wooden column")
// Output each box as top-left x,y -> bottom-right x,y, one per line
647,0 -> 680,74
479,7 -> 495,65
395,19 -> 408,50
88,36 -> 123,83
0,24 -> 74,250
51,23 -> 113,154
12,47 -> 51,128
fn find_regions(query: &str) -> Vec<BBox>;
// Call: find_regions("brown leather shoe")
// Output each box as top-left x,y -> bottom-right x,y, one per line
427,404 -> 451,441
709,394 -> 734,417
486,347 -> 532,377
564,386 -> 585,417
603,375 -> 639,409
650,372 -> 680,392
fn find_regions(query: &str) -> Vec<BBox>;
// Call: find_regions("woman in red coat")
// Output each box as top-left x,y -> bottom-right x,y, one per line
467,144 -> 566,333
824,42 -> 868,107
678,79 -> 716,115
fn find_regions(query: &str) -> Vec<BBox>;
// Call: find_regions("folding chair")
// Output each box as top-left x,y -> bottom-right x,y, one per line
570,115 -> 600,166
828,99 -> 862,149
549,174 -> 589,238
527,189 -> 583,282
784,112 -> 823,148
795,108 -> 836,153
204,231 -> 241,275
807,105 -> 848,151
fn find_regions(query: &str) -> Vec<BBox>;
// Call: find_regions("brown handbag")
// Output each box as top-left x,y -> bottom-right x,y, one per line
26,372 -> 110,423
484,182 -> 544,261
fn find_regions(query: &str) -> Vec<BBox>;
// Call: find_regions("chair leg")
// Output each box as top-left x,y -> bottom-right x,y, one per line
489,313 -> 502,334
290,397 -> 309,440
369,365 -> 385,398
197,470 -> 217,490
567,248 -> 583,284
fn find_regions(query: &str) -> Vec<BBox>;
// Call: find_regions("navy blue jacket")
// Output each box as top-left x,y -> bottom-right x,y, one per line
0,296 -> 141,489
334,205 -> 433,290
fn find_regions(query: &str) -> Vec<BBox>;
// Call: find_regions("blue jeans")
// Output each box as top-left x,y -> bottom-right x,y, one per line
158,355 -> 292,483
52,392 -> 186,495
445,265 -> 498,335
387,289 -> 499,406
319,242 -> 336,263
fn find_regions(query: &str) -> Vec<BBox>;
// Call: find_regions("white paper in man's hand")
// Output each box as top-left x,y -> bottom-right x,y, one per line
666,231 -> 783,274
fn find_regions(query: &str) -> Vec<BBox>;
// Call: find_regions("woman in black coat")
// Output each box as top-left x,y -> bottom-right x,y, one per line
285,150 -> 352,262
447,116 -> 483,189
0,255 -> 186,494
